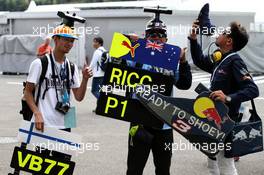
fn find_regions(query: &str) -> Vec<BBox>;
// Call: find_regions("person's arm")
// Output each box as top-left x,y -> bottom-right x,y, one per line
24,82 -> 44,132
210,58 -> 259,103
72,65 -> 93,101
174,48 -> 192,90
189,38 -> 214,73
24,59 -> 44,132
189,21 -> 214,73
175,61 -> 192,90
228,58 -> 259,103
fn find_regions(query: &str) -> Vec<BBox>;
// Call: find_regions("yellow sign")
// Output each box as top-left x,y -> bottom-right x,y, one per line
109,32 -> 140,58
109,67 -> 152,88
10,146 -> 75,175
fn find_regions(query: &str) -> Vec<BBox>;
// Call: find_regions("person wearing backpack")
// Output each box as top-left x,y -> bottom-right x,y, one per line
89,37 -> 107,111
24,24 -> 93,133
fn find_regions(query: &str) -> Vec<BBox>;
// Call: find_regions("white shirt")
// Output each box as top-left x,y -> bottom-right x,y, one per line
27,53 -> 80,129
89,46 -> 106,77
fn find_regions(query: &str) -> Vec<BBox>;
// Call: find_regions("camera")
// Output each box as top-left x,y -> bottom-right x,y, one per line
57,11 -> 86,28
55,101 -> 70,115
195,83 -> 211,94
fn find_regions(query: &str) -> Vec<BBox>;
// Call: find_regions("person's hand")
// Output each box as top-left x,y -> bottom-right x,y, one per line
129,33 -> 139,42
82,64 -> 93,80
34,111 -> 44,132
189,20 -> 199,40
179,47 -> 187,63
209,90 -> 227,103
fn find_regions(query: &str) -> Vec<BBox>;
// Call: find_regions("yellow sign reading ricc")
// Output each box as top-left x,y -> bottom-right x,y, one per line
109,67 -> 152,88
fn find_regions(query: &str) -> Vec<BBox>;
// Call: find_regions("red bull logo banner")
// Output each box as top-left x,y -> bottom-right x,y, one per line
134,85 -> 235,156
109,32 -> 180,71
193,97 -> 229,130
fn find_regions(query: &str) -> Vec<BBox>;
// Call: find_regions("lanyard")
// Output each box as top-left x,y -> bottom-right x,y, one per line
210,52 -> 237,87
54,60 -> 67,85
50,54 -> 69,102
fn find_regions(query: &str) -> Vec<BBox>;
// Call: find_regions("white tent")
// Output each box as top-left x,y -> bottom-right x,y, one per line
0,0 -> 263,73
25,0 -> 263,22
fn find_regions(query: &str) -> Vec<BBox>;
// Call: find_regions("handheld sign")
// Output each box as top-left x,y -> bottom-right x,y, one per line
96,62 -> 174,129
10,146 -> 75,175
134,85 -> 235,156
109,32 -> 180,71
17,120 -> 82,154
9,120 -> 81,175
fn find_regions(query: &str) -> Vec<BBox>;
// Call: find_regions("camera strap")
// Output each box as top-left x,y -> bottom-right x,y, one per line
54,60 -> 67,89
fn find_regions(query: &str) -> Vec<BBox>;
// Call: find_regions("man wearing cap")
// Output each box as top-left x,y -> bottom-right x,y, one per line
189,21 -> 259,175
126,9 -> 192,175
24,24 -> 93,132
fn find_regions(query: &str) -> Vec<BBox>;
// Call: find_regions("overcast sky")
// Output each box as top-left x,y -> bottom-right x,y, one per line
161,0 -> 263,22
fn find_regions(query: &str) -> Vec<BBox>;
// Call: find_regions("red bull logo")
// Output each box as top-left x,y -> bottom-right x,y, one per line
202,108 -> 222,129
109,33 -> 140,60
122,41 -> 140,58
194,97 -> 227,130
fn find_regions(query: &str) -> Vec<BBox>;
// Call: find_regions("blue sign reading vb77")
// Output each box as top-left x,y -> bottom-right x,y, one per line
10,146 -> 75,175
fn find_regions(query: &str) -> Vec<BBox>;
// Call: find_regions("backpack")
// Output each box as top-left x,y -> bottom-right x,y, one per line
97,49 -> 110,72
20,54 -> 75,121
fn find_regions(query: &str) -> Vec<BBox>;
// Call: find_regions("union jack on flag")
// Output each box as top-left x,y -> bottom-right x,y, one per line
145,40 -> 164,52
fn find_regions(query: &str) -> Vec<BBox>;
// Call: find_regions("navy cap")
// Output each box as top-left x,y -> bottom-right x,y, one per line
197,3 -> 215,36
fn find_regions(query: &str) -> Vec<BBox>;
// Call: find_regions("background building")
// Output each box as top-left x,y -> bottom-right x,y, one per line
0,0 -> 263,73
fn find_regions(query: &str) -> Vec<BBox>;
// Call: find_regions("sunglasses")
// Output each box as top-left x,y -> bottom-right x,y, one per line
146,30 -> 167,38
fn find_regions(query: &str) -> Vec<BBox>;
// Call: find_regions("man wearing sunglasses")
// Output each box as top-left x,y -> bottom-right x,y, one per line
189,21 -> 259,175
126,13 -> 192,175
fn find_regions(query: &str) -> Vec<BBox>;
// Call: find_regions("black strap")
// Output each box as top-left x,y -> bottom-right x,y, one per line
66,61 -> 71,95
49,54 -> 60,102
66,60 -> 75,94
42,78 -> 48,99
97,49 -> 108,71
247,74 -> 259,120
200,33 -> 203,51
70,62 -> 75,84
249,99 -> 261,122
250,99 -> 257,113
36,55 -> 48,105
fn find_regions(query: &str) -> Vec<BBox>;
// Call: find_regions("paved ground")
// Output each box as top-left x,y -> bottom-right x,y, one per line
0,72 -> 264,175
